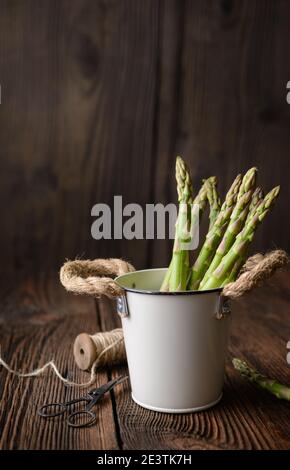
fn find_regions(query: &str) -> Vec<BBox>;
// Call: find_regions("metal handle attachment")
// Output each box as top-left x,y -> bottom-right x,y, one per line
215,296 -> 231,320
117,295 -> 129,318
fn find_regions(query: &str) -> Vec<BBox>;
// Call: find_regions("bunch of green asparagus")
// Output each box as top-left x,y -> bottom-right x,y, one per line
160,157 -> 280,292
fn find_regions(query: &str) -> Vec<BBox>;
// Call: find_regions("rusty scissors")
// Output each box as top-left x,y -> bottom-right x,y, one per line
38,375 -> 128,428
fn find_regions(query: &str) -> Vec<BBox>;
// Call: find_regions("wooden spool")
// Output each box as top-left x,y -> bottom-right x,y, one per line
73,333 -> 97,371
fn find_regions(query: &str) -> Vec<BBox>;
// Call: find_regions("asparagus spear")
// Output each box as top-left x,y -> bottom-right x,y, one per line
188,174 -> 242,290
202,186 -> 280,289
160,171 -> 211,291
175,156 -> 194,205
191,176 -> 216,231
236,166 -> 258,200
194,177 -> 214,215
233,358 -> 290,401
160,157 -> 193,291
199,192 -> 252,289
168,157 -> 195,291
168,215 -> 191,291
205,177 -> 221,230
160,260 -> 172,292
221,255 -> 246,286
221,187 -> 264,286
199,168 -> 257,288
247,187 -> 264,220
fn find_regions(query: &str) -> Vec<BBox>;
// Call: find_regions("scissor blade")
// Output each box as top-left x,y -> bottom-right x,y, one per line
91,375 -> 128,397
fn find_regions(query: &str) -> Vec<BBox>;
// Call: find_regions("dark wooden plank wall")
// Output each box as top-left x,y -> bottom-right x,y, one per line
0,0 -> 290,277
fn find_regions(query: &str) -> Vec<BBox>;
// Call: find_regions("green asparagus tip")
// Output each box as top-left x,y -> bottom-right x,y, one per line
272,185 -> 280,197
256,186 -> 264,198
251,186 -> 264,201
233,357 -> 290,402
176,155 -> 188,176
232,358 -> 254,380
232,357 -> 245,371
244,167 -> 258,188
175,155 -> 193,204
248,166 -> 258,174
202,176 -> 217,184
232,174 -> 243,188
263,185 -> 280,209
247,186 -> 264,216
236,167 -> 258,201
243,166 -> 257,187
208,176 -> 217,185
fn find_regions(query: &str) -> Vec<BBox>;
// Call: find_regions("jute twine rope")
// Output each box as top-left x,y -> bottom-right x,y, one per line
1,250 -> 288,387
0,348 -> 96,388
223,250 -> 289,298
60,258 -> 135,298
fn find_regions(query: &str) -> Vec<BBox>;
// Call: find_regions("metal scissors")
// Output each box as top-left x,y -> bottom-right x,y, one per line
38,375 -> 128,428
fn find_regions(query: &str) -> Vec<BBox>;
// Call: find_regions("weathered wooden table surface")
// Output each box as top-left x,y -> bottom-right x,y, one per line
1,270 -> 290,450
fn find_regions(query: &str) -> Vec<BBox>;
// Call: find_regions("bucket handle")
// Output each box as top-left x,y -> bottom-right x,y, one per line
222,250 -> 289,299
60,258 -> 135,299
60,250 -> 288,309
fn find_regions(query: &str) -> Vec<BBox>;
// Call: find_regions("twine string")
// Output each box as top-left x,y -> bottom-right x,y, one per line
0,331 -> 125,388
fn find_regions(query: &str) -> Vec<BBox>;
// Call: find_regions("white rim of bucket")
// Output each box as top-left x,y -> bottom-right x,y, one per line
115,268 -> 222,296
131,393 -> 223,413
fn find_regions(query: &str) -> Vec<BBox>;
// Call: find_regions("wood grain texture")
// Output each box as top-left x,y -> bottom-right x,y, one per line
0,1 -> 290,276
0,276 -> 118,450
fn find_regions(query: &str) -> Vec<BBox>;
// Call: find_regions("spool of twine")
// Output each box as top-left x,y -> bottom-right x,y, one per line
74,328 -> 126,371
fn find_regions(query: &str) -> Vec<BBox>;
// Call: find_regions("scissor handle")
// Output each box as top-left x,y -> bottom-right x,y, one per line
38,402 -> 67,418
38,398 -> 89,418
67,410 -> 97,428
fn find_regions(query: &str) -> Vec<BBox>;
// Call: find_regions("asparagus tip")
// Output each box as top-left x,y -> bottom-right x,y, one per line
232,358 -> 252,378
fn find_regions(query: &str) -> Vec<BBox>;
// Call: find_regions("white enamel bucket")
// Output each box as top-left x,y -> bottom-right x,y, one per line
115,268 -> 231,413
